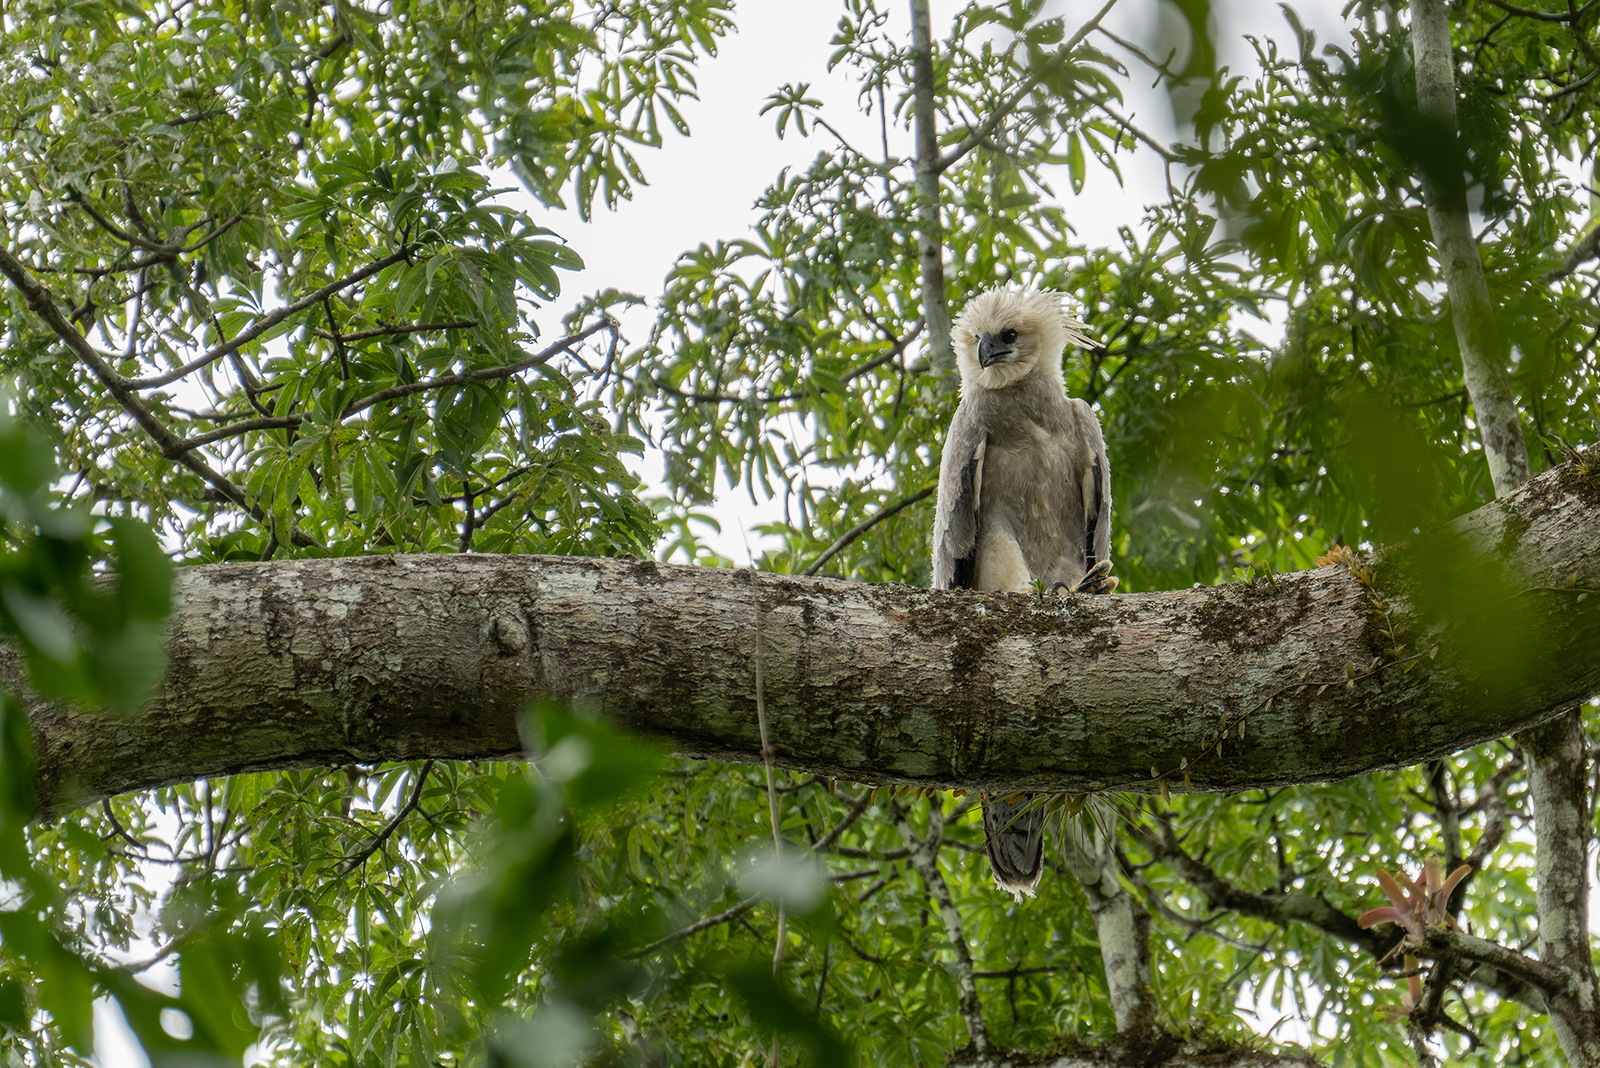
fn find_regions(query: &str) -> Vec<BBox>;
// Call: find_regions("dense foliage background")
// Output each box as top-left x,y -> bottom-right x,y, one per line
1,0 -> 1597,1065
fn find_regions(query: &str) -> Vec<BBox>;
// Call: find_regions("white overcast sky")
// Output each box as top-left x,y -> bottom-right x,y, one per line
558,0 -> 1352,305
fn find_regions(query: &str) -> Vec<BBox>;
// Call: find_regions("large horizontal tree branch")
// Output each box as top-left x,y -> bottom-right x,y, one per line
5,462 -> 1599,816
949,1040 -> 1319,1068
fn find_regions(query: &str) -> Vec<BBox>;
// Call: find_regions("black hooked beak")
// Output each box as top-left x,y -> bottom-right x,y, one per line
977,332 -> 1012,368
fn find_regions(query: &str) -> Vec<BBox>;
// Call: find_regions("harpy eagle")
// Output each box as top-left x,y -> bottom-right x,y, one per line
931,287 -> 1116,902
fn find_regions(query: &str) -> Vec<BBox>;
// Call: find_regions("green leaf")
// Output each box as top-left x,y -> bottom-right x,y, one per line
723,958 -> 854,1066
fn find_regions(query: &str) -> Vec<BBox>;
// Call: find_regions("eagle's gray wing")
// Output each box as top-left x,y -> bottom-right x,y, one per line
1074,398 -> 1112,574
932,400 -> 986,590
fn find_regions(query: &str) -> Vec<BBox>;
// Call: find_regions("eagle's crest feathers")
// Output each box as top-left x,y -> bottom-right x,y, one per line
950,287 -> 1095,393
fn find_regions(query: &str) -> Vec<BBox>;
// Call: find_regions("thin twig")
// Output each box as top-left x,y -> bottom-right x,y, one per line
1096,25 -> 1170,72
802,485 -> 935,576
311,318 -> 478,344
1123,860 -> 1268,953
125,246 -> 415,389
119,272 -> 145,361
165,321 -> 617,455
650,319 -> 923,408
1544,221 -> 1600,283
855,877 -> 889,904
972,965 -> 1067,979
0,244 -> 325,549
1482,0 -> 1597,22
627,790 -> 872,961
1092,100 -> 1177,162
895,800 -> 990,1054
460,478 -> 477,553
338,760 -> 434,875
814,789 -> 874,854
71,194 -> 162,251
124,936 -> 182,974
813,942 -> 831,1016
64,212 -> 239,281
323,296 -> 349,381
339,319 -> 613,417
175,416 -> 301,452
100,800 -> 147,855
630,895 -> 762,958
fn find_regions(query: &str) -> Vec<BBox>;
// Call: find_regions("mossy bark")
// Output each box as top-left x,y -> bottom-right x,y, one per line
5,463 -> 1598,817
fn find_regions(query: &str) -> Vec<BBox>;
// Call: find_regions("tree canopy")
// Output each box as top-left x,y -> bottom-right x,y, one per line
1,1 -> 1598,1066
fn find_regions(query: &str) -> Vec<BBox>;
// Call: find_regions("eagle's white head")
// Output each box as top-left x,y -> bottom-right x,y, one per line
950,287 -> 1094,393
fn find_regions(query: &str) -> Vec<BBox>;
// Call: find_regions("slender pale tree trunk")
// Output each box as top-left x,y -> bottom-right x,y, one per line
1071,829 -> 1156,1035
908,0 -> 955,375
1525,713 -> 1600,1063
1410,5 -> 1597,1063
1409,0 -> 1530,492
898,804 -> 990,1056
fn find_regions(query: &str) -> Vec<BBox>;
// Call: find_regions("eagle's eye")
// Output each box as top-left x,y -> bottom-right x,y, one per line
1000,328 -> 1019,344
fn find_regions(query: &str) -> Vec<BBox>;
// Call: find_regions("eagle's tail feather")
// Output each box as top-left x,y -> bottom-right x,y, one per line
982,795 -> 1045,904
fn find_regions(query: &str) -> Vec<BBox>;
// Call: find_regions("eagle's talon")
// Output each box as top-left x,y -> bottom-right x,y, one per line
1071,559 -> 1115,595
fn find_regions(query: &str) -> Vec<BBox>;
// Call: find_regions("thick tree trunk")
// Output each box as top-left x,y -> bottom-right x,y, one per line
6,463 -> 1597,817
